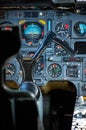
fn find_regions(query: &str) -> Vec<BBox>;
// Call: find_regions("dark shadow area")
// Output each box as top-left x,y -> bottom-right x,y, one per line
0,26 -> 43,130
0,26 -> 21,130
0,26 -> 20,65
42,81 -> 77,130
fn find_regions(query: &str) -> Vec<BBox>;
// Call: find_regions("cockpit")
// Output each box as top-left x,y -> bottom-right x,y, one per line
0,0 -> 86,130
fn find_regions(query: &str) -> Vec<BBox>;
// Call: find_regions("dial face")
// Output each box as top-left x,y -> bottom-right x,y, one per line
22,22 -> 44,44
74,21 -> 86,36
48,63 -> 62,78
5,63 -> 16,78
4,57 -> 24,86
55,22 -> 70,37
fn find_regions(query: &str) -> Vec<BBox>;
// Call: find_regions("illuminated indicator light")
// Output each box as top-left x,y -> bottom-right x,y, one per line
64,23 -> 69,29
28,42 -> 33,45
39,20 -> 46,25
42,31 -> 44,37
23,24 -> 27,29
47,19 -> 52,31
5,26 -> 12,31
19,20 -> 26,25
39,12 -> 43,16
58,45 -> 61,49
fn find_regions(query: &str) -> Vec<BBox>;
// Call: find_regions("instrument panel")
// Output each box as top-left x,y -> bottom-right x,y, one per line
1,9 -> 86,96
4,56 -> 24,86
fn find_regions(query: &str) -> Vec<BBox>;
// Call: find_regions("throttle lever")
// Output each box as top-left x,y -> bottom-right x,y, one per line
52,37 -> 75,56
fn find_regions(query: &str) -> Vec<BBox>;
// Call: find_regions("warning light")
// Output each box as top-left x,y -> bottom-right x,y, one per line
1,26 -> 12,31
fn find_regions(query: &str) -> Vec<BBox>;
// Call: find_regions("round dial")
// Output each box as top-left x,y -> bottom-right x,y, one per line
74,21 -> 86,36
5,57 -> 24,87
55,22 -> 70,37
48,63 -> 62,78
5,63 -> 16,78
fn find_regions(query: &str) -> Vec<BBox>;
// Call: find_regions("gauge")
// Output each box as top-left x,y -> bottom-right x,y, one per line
55,22 -> 70,37
21,22 -> 44,44
74,21 -> 86,36
48,63 -> 62,78
4,56 -> 24,87
54,43 -> 68,56
5,63 -> 16,78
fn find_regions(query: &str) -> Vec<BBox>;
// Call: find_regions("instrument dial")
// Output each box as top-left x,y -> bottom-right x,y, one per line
5,63 -> 16,78
48,63 -> 62,78
5,57 -> 24,87
55,22 -> 70,37
74,21 -> 86,36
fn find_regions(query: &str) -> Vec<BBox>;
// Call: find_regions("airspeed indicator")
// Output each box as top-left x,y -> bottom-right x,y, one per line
48,63 -> 62,78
